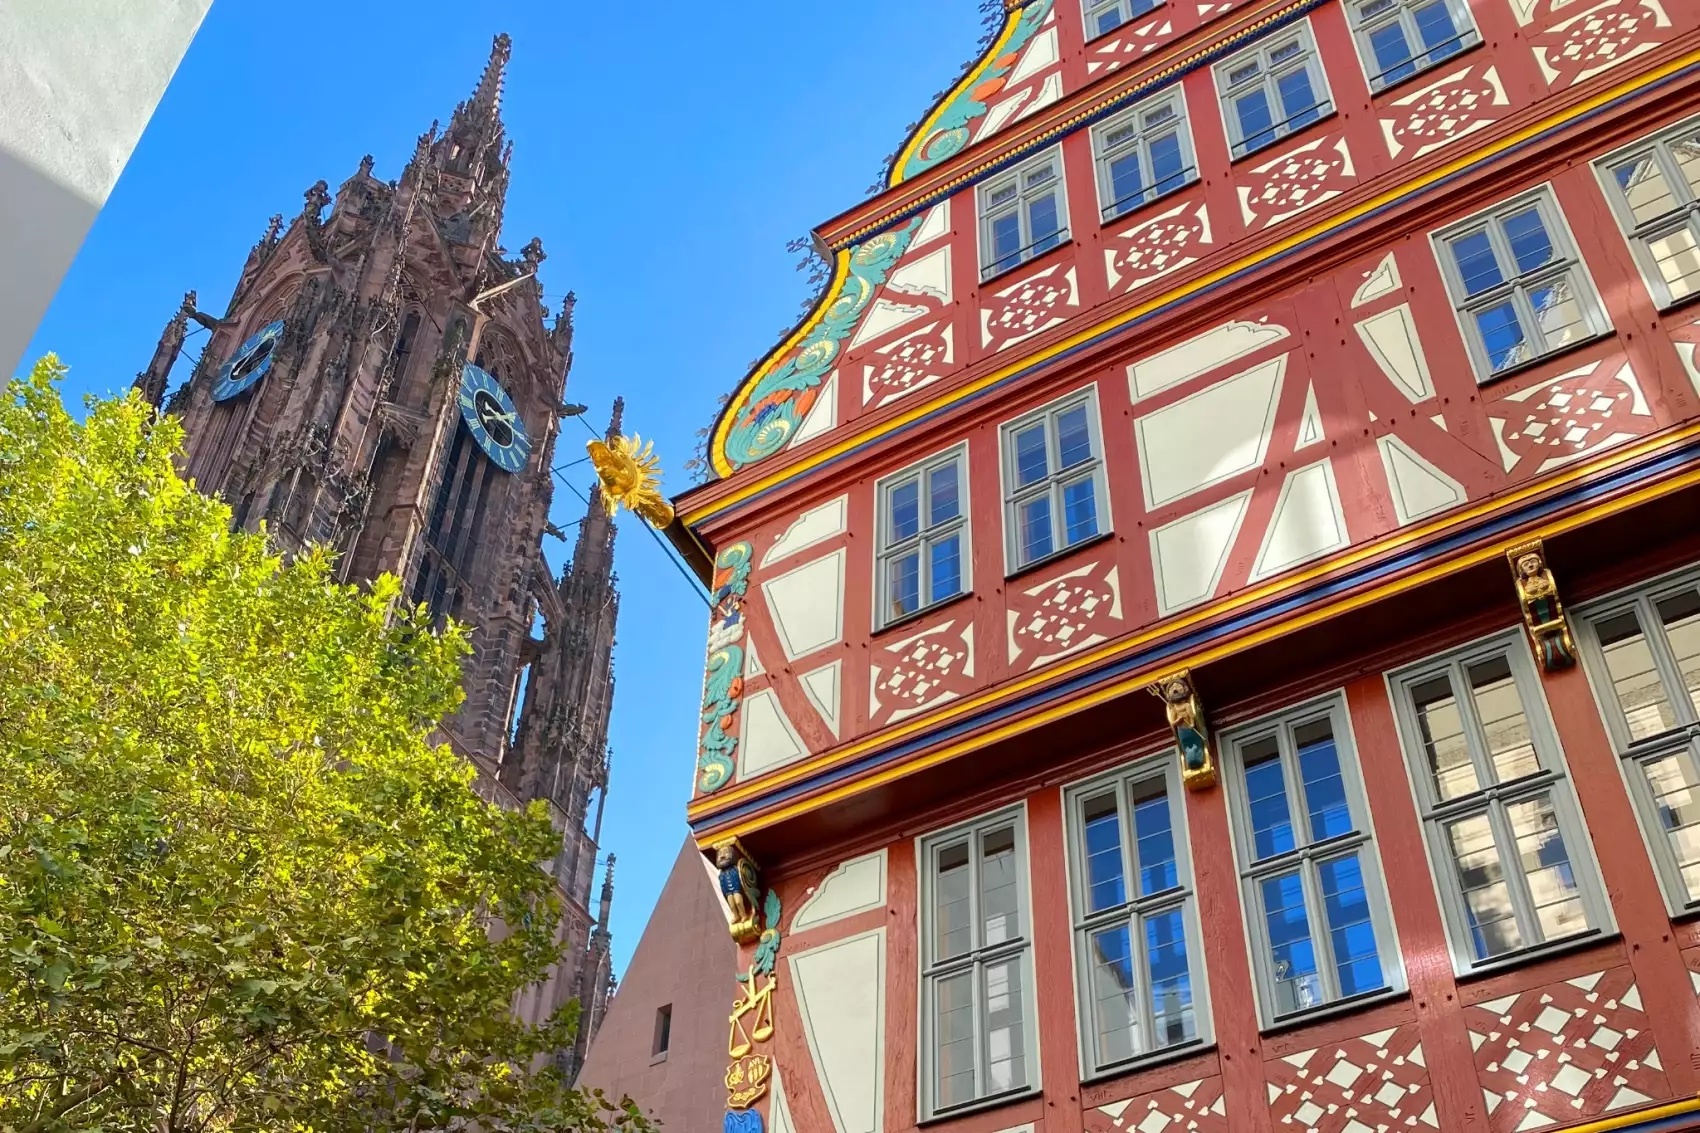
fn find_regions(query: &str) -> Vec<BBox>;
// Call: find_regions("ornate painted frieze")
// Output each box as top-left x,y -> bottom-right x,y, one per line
868,615 -> 977,727
1086,1077 -> 1227,1133
1265,1023 -> 1438,1132
1524,0 -> 1672,90
1381,64 -> 1510,162
1237,134 -> 1358,232
700,542 -> 753,794
1007,558 -> 1124,671
1486,360 -> 1655,477
980,262 -> 1081,353
1464,967 -> 1671,1133
718,222 -> 919,474
893,0 -> 1057,182
1104,199 -> 1213,297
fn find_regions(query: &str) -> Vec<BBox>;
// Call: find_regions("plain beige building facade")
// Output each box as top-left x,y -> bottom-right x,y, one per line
0,0 -> 213,377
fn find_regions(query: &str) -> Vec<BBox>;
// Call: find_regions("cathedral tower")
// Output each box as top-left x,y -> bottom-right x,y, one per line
134,33 -> 616,1071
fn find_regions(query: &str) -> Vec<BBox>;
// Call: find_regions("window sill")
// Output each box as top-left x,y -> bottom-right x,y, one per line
872,588 -> 976,641
1100,176 -> 1200,228
918,1086 -> 1041,1127
1453,928 -> 1618,984
1082,1039 -> 1215,1086
1005,529 -> 1116,584
1473,329 -> 1615,388
1229,107 -> 1339,165
1365,37 -> 1484,100
1260,986 -> 1408,1036
1653,289 -> 1700,317
649,1051 -> 668,1066
980,234 -> 1075,288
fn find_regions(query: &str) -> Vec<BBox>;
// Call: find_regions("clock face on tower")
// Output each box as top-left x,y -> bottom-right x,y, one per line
211,319 -> 285,402
458,363 -> 532,473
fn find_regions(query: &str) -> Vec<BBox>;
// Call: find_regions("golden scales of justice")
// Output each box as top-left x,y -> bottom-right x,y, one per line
586,432 -> 675,528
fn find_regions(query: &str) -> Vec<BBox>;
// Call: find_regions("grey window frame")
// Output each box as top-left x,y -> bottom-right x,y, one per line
1347,0 -> 1480,93
1213,22 -> 1335,160
1594,117 -> 1700,310
1086,0 -> 1163,39
1573,565 -> 1700,915
1065,753 -> 1210,1079
1092,89 -> 1199,223
874,446 -> 972,631
1220,693 -> 1403,1029
917,805 -> 1041,1121
978,146 -> 1070,281
998,386 -> 1111,575
1387,630 -> 1610,975
1430,186 -> 1610,384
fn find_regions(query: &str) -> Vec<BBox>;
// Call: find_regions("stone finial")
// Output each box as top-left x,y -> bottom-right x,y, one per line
262,214 -> 283,246
358,153 -> 375,177
519,236 -> 546,270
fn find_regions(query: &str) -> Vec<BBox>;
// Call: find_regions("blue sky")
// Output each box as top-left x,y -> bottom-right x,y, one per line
24,1 -> 988,975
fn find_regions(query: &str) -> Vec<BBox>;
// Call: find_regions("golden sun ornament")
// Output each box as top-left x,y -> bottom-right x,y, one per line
586,432 -> 675,528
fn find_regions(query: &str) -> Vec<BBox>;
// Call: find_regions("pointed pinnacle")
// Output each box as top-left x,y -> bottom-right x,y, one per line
606,396 -> 625,441
471,33 -> 512,116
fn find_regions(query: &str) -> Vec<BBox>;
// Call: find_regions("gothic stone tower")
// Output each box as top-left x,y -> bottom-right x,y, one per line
133,33 -> 618,1069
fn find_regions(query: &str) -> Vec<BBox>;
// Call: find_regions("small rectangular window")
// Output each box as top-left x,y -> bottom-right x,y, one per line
1222,697 -> 1399,1025
1094,90 -> 1198,222
875,447 -> 970,629
1000,388 -> 1109,573
1214,24 -> 1334,159
1349,0 -> 1479,91
1067,756 -> 1207,1076
1575,568 -> 1700,912
980,147 -> 1070,280
920,808 -> 1037,1118
1086,0 -> 1163,38
652,1004 -> 672,1058
1389,634 -> 1608,970
1595,118 -> 1700,310
1432,188 -> 1608,382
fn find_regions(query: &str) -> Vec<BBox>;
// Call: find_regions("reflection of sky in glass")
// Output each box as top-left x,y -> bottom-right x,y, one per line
1297,724 -> 1352,840
1083,794 -> 1126,913
1319,853 -> 1384,995
1245,740 -> 1294,860
1262,871 -> 1320,1015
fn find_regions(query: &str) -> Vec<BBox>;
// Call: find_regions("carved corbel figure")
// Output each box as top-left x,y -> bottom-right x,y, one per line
1148,670 -> 1216,790
1508,539 -> 1576,671
713,837 -> 763,944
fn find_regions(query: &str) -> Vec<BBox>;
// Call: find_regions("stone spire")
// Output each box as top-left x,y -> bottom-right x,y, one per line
133,291 -> 197,409
438,33 -> 511,180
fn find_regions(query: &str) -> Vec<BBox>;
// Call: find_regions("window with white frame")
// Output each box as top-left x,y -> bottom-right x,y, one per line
1067,757 -> 1206,1076
1215,25 -> 1333,159
1596,119 -> 1700,310
1349,0 -> 1478,92
1000,389 -> 1108,572
1389,634 -> 1607,969
1574,567 -> 1700,912
920,809 -> 1037,1118
875,448 -> 969,629
980,147 -> 1069,280
1223,698 -> 1398,1024
1086,0 -> 1162,38
1094,90 -> 1198,222
1433,189 -> 1608,381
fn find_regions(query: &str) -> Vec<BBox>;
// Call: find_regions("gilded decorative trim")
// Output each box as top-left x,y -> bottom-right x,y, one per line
689,47 -> 1700,522
689,429 -> 1700,838
1507,538 -> 1577,671
1150,670 -> 1215,790
723,888 -> 783,1133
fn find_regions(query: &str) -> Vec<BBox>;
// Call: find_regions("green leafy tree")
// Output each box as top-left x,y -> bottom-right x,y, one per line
0,359 -> 652,1133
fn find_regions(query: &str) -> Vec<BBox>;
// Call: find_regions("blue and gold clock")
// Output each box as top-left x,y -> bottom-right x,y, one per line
210,319 -> 285,402
458,363 -> 531,473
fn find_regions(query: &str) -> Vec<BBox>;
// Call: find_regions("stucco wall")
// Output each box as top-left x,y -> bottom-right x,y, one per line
0,0 -> 211,378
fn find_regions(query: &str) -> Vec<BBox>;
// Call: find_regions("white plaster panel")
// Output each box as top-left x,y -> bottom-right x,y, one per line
1352,253 -> 1402,306
980,89 -> 1032,137
1017,72 -> 1065,120
770,1068 -> 796,1133
911,200 -> 951,247
1377,435 -> 1466,525
851,299 -> 928,348
762,496 -> 848,567
739,688 -> 808,777
745,637 -> 766,677
1150,491 -> 1252,614
887,245 -> 952,302
762,548 -> 846,660
790,928 -> 887,1133
1250,460 -> 1348,580
1128,319 -> 1290,401
1296,382 -> 1324,449
1136,355 -> 1286,508
789,372 -> 838,448
1355,303 -> 1433,402
1010,26 -> 1059,83
800,660 -> 842,738
793,850 -> 888,931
